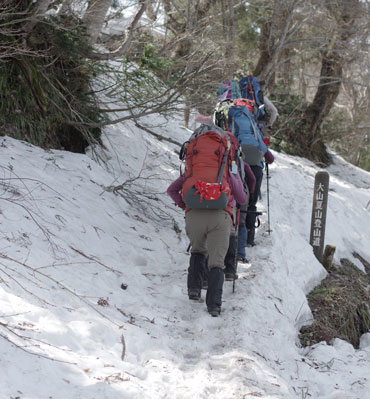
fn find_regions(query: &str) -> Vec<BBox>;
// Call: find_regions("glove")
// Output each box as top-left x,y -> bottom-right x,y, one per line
264,149 -> 274,164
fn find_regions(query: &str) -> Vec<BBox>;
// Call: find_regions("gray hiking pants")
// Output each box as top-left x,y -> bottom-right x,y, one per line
185,209 -> 233,269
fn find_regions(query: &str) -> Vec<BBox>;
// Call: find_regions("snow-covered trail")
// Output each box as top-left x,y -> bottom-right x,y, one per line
1,114 -> 370,399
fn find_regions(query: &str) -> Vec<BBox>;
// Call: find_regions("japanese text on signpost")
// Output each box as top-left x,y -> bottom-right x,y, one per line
310,172 -> 329,262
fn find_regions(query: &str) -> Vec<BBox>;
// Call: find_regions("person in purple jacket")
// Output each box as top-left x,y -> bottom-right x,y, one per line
167,166 -> 247,317
246,150 -> 274,247
218,161 -> 255,276
223,162 -> 254,280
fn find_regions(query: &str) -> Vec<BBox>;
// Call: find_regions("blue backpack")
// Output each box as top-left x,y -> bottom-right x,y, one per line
239,76 -> 265,121
228,105 -> 267,166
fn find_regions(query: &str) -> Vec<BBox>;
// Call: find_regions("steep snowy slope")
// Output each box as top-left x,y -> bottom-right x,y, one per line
1,112 -> 370,399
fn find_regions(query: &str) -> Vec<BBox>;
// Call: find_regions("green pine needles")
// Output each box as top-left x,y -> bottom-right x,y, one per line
0,12 -> 103,153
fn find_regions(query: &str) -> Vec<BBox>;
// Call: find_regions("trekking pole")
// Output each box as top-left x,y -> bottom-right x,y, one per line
266,163 -> 271,235
233,224 -> 238,294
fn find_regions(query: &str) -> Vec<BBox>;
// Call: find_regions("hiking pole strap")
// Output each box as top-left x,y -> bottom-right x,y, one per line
246,210 -> 263,215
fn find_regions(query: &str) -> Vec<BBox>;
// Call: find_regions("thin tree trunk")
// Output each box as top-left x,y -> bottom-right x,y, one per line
299,0 -> 361,165
85,1 -> 146,60
221,0 -> 227,39
254,0 -> 298,84
253,21 -> 271,78
227,0 -> 235,77
58,0 -> 73,16
220,0 -> 229,75
253,0 -> 282,79
146,0 -> 156,21
82,0 -> 113,45
277,5 -> 292,87
165,0 -> 217,59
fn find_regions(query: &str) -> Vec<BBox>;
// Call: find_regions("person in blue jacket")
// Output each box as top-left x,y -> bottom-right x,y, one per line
228,102 -> 275,247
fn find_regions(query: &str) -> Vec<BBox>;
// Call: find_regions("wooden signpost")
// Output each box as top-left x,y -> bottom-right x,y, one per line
309,171 -> 330,262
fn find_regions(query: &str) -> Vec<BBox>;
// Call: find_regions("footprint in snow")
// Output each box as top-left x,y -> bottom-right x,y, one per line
134,255 -> 148,266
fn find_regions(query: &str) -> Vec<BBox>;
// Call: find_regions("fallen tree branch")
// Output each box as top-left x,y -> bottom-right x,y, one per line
0,323 -> 76,364
134,122 -> 182,150
120,334 -> 126,360
0,253 -> 120,327
70,246 -> 122,275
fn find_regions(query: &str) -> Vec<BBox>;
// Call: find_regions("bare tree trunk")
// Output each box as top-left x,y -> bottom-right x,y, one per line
220,0 -> 235,77
164,0 -> 217,58
184,0 -> 196,128
58,0 -> 73,16
304,55 -> 342,138
218,0 -> 228,75
146,0 -> 156,21
162,0 -> 217,125
85,1 -> 146,60
277,5 -> 293,87
221,0 -> 227,39
253,0 -> 282,80
227,0 -> 235,77
82,0 -> 113,45
299,55 -> 307,101
298,0 -> 361,165
253,21 -> 271,78
253,0 -> 299,84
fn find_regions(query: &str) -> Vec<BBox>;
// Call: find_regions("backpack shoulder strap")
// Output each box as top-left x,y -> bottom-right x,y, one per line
216,139 -> 231,184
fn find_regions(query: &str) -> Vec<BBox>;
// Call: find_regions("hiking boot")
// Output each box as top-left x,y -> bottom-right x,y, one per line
206,267 -> 224,315
207,306 -> 221,317
237,256 -> 248,263
188,288 -> 201,300
224,273 -> 238,281
247,242 -> 256,247
187,253 -> 206,299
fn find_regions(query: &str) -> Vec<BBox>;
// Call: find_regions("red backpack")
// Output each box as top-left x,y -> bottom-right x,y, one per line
179,123 -> 236,212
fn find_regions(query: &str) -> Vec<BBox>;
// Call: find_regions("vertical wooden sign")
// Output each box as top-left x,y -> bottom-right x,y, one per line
309,171 -> 330,262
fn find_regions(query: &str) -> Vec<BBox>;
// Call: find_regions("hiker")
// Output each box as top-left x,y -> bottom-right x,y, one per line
167,123 -> 247,317
245,149 -> 274,246
227,89 -> 275,247
237,77 -> 276,246
237,162 -> 256,262
211,99 -> 250,280
198,156 -> 256,287
223,160 -> 256,277
195,136 -> 256,282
